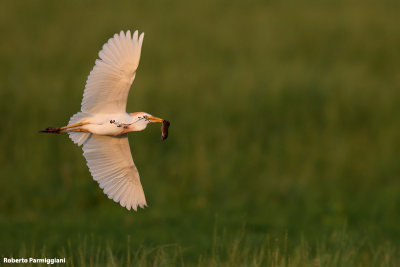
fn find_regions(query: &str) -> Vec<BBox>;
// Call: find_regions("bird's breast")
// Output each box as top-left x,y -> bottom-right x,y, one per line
82,113 -> 132,136
83,123 -> 125,136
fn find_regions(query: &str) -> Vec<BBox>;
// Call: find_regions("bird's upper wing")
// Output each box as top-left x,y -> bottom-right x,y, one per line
81,30 -> 144,114
82,134 -> 147,210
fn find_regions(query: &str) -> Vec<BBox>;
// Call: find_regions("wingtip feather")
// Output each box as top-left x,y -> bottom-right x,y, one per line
139,32 -> 144,45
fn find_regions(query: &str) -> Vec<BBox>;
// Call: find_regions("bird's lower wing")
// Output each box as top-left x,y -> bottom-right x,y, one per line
82,134 -> 147,210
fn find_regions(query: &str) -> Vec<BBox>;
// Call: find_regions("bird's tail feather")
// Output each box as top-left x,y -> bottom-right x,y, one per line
68,112 -> 92,146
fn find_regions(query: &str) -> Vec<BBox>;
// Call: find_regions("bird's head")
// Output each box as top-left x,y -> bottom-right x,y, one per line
129,112 -> 164,131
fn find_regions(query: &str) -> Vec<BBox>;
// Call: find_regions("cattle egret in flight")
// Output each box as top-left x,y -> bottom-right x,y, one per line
41,30 -> 170,211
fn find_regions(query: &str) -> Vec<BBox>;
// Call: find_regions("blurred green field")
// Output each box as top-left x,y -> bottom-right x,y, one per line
1,0 -> 400,266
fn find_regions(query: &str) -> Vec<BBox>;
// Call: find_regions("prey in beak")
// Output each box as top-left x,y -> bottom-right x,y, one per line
144,115 -> 170,141
161,120 -> 170,141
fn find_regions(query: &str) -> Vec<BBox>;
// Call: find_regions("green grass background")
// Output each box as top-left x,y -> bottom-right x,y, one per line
1,0 -> 400,265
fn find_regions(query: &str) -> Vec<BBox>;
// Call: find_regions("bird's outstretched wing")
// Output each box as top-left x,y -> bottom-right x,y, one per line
82,134 -> 147,210
81,30 -> 144,114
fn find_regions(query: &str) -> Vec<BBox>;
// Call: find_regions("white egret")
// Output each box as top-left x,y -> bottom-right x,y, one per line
41,30 -> 170,211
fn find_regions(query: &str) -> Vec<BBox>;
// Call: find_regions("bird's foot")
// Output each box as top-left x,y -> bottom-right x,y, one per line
110,120 -> 130,128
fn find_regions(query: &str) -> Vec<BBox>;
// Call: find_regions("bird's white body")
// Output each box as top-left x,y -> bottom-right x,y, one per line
81,113 -> 130,135
80,112 -> 150,136
43,30 -> 167,211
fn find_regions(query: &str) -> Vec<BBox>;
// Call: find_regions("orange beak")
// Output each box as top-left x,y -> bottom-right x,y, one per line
147,116 -> 163,123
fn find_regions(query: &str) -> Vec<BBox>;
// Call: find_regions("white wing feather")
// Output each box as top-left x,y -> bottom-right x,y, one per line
82,134 -> 147,210
81,30 -> 144,113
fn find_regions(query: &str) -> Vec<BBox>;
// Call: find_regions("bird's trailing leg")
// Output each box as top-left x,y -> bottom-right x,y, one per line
60,122 -> 90,130
40,122 -> 89,134
58,128 -> 89,133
